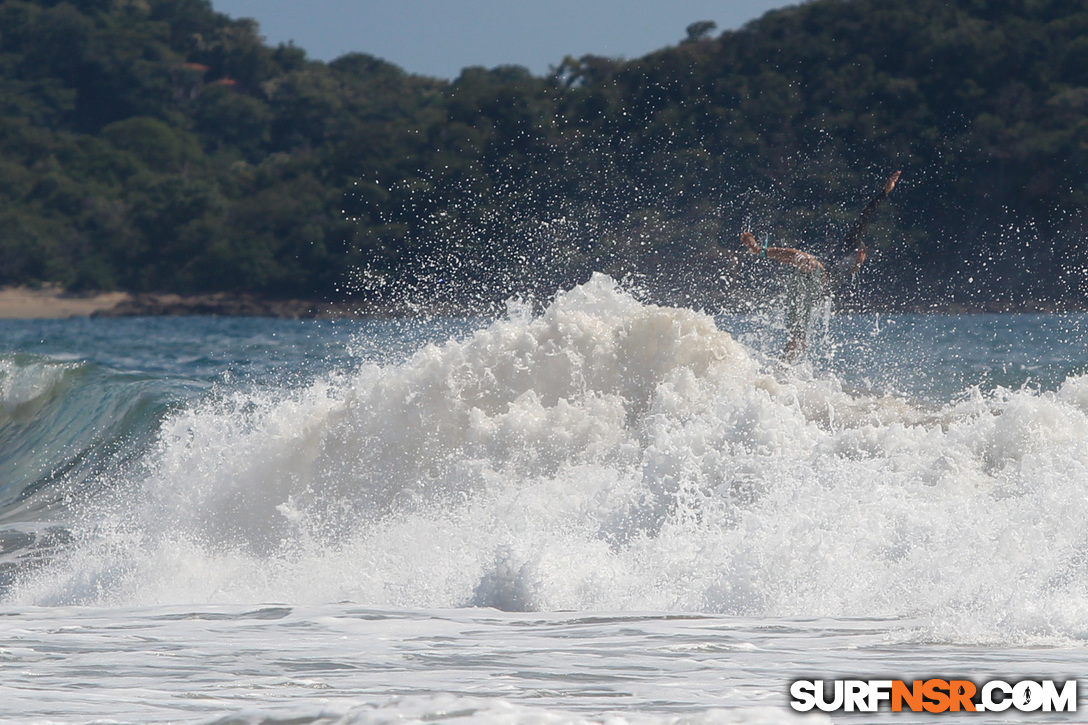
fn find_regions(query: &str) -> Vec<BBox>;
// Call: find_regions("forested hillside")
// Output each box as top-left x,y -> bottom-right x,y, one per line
2,0 -> 1087,310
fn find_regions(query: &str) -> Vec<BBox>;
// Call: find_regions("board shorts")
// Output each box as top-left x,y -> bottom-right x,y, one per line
785,267 -> 827,339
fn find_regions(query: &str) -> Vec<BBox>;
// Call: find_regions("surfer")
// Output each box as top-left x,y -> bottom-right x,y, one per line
741,170 -> 900,361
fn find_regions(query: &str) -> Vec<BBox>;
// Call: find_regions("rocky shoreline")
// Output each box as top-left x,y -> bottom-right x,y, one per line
90,292 -> 368,319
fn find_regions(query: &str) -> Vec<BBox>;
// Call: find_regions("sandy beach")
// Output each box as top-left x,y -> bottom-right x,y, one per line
0,285 -> 367,319
0,286 -> 131,319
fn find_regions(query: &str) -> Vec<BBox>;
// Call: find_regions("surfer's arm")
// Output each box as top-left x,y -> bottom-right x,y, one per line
740,232 -> 825,274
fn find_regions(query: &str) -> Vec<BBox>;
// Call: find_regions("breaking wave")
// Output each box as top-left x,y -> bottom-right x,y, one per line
9,274 -> 1088,645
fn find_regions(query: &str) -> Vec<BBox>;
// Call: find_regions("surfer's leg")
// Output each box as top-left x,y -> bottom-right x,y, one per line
783,273 -> 810,361
782,268 -> 825,362
827,171 -> 899,288
783,329 -> 806,362
840,171 -> 901,259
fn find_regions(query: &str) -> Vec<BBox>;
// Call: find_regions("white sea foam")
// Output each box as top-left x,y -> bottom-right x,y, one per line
0,357 -> 74,417
249,696 -> 820,725
0,602 -> 847,724
12,274 -> 1088,644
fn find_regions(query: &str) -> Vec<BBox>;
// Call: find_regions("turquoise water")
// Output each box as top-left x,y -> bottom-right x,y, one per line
2,277 -> 1088,723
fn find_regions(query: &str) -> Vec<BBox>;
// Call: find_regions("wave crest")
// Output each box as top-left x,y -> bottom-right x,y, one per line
12,275 -> 1088,645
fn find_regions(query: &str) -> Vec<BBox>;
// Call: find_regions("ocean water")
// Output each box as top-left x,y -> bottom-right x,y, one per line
2,274 -> 1088,724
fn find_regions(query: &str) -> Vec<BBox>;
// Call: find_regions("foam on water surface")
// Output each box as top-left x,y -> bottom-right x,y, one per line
9,275 -> 1088,646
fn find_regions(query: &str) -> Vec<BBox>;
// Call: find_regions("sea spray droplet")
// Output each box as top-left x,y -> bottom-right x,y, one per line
10,277 -> 1088,646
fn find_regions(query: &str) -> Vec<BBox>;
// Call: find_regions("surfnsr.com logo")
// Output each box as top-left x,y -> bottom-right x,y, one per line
789,679 -> 1078,713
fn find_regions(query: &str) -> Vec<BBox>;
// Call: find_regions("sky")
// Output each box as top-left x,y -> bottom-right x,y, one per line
210,1 -> 797,79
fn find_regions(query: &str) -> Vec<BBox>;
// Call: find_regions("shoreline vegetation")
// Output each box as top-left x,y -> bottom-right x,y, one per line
0,284 -> 1081,320
3,1 -> 1088,312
